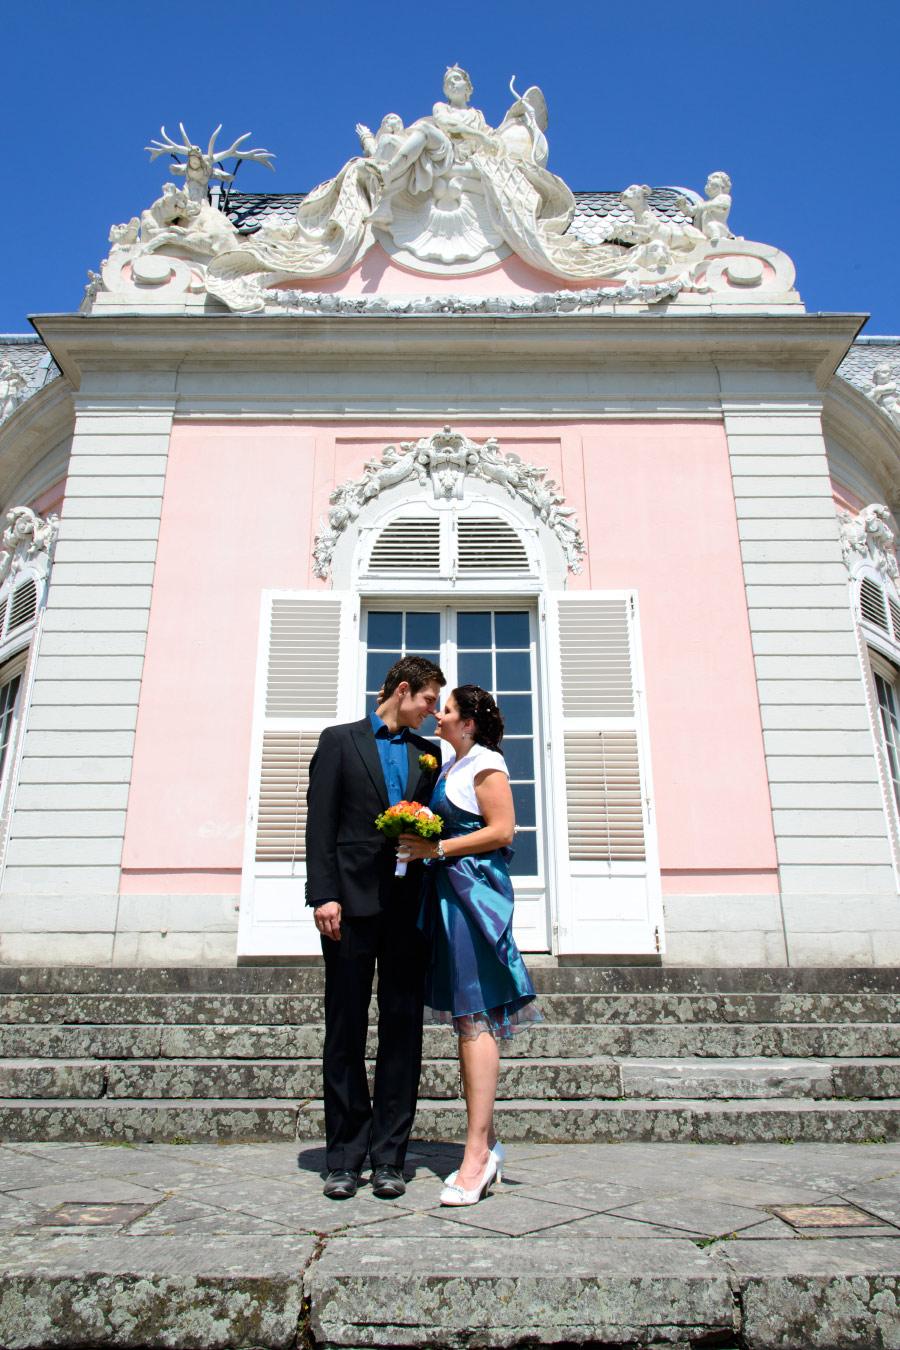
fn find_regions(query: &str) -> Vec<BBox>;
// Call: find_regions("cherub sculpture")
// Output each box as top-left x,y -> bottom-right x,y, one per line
0,359 -> 28,422
871,364 -> 900,430
677,172 -> 734,243
145,124 -> 275,202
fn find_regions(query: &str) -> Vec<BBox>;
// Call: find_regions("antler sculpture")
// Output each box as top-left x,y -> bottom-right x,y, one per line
145,123 -> 275,201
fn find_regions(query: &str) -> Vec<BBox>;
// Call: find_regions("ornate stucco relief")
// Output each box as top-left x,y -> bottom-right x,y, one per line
0,507 -> 60,588
839,504 -> 900,587
312,426 -> 584,580
85,71 -> 801,316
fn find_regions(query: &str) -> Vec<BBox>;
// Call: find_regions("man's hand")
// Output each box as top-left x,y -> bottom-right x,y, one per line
314,901 -> 342,942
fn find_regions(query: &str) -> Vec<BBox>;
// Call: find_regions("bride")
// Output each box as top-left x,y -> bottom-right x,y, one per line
397,685 -> 541,1205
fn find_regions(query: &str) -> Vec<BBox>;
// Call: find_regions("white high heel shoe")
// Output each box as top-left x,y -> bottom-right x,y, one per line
440,1152 -> 498,1206
445,1139 -> 505,1187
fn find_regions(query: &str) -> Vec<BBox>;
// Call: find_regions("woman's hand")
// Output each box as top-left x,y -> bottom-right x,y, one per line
397,831 -> 439,862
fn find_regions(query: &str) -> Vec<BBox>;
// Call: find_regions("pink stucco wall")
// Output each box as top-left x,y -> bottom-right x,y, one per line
121,420 -> 777,894
282,246 -> 604,297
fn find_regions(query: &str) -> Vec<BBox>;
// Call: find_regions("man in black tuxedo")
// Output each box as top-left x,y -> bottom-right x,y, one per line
306,655 -> 445,1200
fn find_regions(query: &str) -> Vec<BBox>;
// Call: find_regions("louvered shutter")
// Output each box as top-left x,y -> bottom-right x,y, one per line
237,590 -> 357,958
545,591 -> 663,954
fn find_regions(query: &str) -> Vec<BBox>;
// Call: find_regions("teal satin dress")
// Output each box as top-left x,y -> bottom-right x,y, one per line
418,773 -> 542,1039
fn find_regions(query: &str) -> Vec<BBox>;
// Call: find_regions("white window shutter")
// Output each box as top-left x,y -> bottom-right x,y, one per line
237,590 -> 358,958
545,591 -> 663,955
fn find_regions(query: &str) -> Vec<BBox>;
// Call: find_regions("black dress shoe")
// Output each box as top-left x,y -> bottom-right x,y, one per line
323,1169 -> 358,1200
370,1164 -> 406,1199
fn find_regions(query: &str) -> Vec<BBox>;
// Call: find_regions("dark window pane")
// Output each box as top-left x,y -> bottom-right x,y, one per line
511,781 -> 536,827
494,611 -> 530,648
405,612 -> 440,650
457,651 -> 493,689
496,650 -> 531,691
418,714 -> 438,737
367,651 -> 400,692
367,612 -> 402,648
457,611 -> 492,648
365,692 -> 379,715
499,695 -> 532,735
508,830 -> 538,876
502,737 -> 534,778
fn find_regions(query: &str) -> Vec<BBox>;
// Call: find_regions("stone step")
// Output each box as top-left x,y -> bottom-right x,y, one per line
5,963 -> 900,994
4,990 -> 900,1026
15,1019 -> 900,1060
2,1096 -> 900,1144
3,1226 -> 897,1350
2,1019 -> 899,1060
3,1056 -> 898,1103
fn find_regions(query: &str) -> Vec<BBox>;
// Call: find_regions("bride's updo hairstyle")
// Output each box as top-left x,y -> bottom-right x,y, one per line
453,685 -> 505,753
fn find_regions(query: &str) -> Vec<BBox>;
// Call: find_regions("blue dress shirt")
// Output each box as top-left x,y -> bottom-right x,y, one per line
370,711 -> 409,806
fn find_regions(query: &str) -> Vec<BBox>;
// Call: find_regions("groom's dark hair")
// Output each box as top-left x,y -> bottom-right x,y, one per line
381,655 -> 446,701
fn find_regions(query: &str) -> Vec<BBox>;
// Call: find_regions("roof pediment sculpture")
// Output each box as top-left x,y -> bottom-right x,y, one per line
313,426 -> 584,579
85,73 -> 800,316
839,503 -> 900,586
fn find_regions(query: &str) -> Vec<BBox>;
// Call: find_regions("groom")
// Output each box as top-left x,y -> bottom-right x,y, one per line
306,655 -> 445,1200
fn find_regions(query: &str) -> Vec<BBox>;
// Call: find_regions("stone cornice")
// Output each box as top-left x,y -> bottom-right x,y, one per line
823,375 -> 900,512
0,376 -> 74,517
33,312 -> 865,393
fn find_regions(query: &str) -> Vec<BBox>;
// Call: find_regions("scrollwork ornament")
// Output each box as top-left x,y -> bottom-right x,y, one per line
312,426 -> 584,579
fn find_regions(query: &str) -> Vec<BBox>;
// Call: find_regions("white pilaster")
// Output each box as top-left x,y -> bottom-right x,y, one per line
1,379 -> 175,925
722,385 -> 899,963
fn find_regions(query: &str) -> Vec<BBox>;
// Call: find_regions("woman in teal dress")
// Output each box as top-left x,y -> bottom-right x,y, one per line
397,685 -> 541,1206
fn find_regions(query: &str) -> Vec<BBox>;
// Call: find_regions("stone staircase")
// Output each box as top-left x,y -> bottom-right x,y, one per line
1,965 -> 900,1143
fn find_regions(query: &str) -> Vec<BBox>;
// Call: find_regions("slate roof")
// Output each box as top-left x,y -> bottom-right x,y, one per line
0,336 -> 60,405
222,187 -> 698,243
837,337 -> 900,402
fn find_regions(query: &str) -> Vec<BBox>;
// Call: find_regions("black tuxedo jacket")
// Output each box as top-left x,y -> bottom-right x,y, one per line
305,716 -> 439,917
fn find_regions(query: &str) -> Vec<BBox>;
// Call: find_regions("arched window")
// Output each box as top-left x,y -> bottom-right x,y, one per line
239,430 -> 661,961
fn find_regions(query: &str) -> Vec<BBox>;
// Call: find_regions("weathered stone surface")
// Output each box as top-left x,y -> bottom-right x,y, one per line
0,1103 -> 302,1144
714,1238 -> 900,1350
835,1059 -> 900,1100
4,964 -> 900,995
0,1233 -> 312,1349
4,989 -> 899,1028
0,1025 -> 162,1059
689,1100 -> 900,1144
308,1236 -> 734,1347
0,1061 -> 106,1100
621,1057 -> 834,1100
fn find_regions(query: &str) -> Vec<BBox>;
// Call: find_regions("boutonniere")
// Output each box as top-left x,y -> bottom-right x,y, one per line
419,753 -> 439,773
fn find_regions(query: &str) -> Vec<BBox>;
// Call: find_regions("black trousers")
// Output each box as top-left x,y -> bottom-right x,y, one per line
321,891 -> 427,1174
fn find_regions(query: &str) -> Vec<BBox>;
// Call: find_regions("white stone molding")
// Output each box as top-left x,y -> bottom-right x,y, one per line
312,425 -> 584,579
839,503 -> 900,586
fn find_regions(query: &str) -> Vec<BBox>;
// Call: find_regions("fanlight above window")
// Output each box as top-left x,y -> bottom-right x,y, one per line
363,511 -> 533,578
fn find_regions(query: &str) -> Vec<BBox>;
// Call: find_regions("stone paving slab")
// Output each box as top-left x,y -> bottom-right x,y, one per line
0,1140 -> 900,1346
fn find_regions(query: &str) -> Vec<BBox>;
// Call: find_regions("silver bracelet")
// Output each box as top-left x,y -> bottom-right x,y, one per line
433,840 -> 445,861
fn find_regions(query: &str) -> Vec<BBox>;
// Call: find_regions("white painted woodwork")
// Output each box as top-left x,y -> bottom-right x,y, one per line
237,591 -> 357,959
546,591 -> 663,955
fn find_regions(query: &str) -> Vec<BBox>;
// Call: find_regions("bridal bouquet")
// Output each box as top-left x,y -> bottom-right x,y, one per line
375,801 -> 443,877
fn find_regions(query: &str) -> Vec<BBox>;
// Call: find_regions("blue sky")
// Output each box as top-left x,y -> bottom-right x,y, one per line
3,0 -> 898,332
